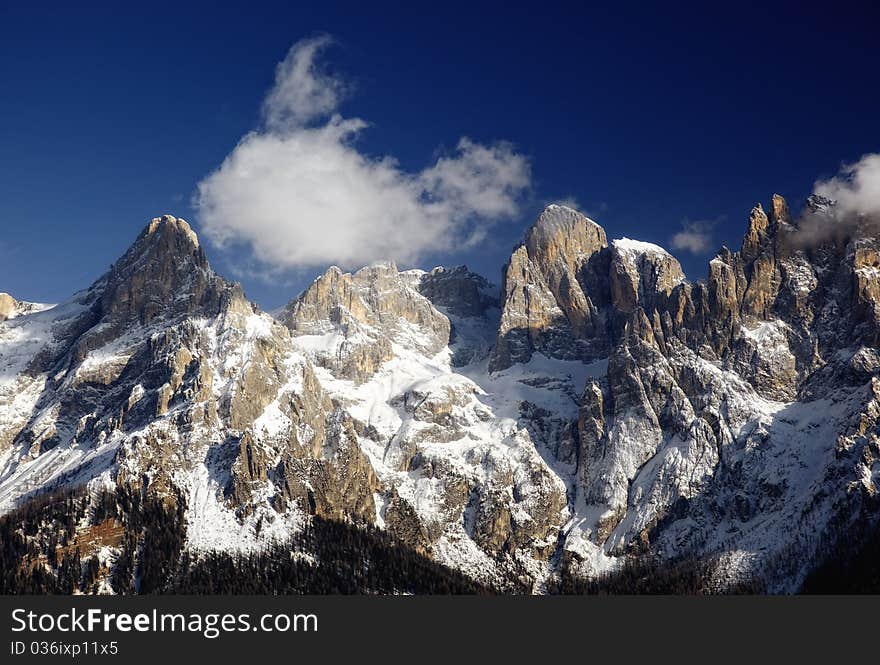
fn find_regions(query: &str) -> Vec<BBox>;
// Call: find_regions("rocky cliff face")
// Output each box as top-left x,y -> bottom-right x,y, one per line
2,201 -> 879,593
0,294 -> 19,322
279,262 -> 451,383
491,205 -> 610,371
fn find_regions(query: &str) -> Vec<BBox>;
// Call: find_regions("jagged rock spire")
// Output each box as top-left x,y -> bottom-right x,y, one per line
97,214 -> 227,328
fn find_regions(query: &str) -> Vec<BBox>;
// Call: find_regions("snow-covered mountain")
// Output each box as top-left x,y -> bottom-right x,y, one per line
2,198 -> 879,593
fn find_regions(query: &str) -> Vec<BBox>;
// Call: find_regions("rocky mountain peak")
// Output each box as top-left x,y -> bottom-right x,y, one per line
608,238 -> 685,315
741,202 -> 772,262
490,205 -> 611,371
142,214 -> 200,247
280,261 -> 450,382
740,195 -> 796,255
3,196 -> 880,595
0,293 -> 19,322
417,266 -> 498,319
124,214 -> 204,273
806,193 -> 835,215
0,293 -> 46,322
525,204 -> 607,271
97,214 -> 226,330
770,193 -> 793,226
282,260 -> 427,332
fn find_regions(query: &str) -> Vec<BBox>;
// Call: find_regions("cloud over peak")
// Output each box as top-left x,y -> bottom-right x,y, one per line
793,153 -> 880,247
195,37 -> 530,273
813,153 -> 880,220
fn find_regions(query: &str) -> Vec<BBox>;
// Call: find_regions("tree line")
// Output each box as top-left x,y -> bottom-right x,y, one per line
3,483 -> 877,594
0,485 -> 492,594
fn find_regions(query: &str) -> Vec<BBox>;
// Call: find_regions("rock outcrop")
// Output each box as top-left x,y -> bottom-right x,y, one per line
417,266 -> 498,319
0,293 -> 19,322
491,205 -> 610,371
0,293 -> 45,322
279,262 -> 450,383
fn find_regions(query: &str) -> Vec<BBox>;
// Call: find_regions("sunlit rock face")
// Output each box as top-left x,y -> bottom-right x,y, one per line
279,261 -> 451,383
0,293 -> 19,322
491,205 -> 611,371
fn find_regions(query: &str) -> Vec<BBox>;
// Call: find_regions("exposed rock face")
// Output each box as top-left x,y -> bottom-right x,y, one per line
279,262 -> 450,383
0,293 -> 45,322
418,266 -> 500,367
417,266 -> 497,319
0,294 -> 18,322
2,196 -> 880,594
300,410 -> 379,523
98,216 -> 220,326
491,205 -> 610,371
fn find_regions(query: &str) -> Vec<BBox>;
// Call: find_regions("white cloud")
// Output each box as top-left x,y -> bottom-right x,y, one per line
550,197 -> 582,211
793,154 -> 880,247
262,35 -> 347,131
813,153 -> 880,219
195,37 -> 530,272
670,220 -> 714,254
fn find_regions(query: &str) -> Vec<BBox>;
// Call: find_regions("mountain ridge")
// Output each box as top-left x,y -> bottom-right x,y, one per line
1,200 -> 878,593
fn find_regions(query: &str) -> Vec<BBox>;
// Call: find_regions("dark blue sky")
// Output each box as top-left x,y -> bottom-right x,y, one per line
1,1 -> 878,308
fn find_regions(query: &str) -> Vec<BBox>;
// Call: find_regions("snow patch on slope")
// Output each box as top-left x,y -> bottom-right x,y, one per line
612,237 -> 670,256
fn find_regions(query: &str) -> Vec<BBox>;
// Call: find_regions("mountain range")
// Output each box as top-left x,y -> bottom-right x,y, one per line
1,195 -> 879,593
